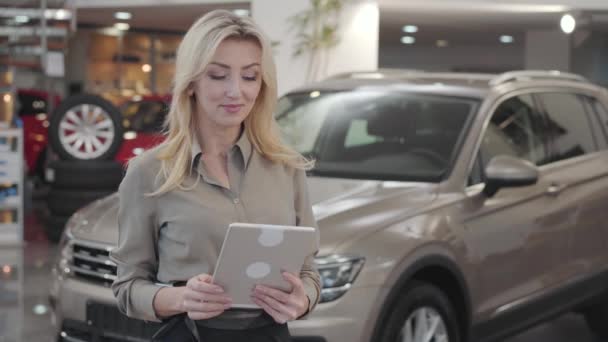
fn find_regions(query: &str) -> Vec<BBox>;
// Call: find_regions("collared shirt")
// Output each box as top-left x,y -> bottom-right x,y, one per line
110,131 -> 321,329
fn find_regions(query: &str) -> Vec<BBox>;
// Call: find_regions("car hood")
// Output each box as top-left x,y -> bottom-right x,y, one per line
70,177 -> 438,251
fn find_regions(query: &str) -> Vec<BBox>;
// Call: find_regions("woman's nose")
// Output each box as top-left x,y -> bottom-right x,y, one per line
226,77 -> 240,98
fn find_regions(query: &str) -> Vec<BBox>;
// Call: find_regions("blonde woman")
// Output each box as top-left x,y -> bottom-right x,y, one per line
110,10 -> 320,342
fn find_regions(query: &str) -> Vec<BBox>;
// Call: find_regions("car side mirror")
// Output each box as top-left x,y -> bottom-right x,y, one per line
483,156 -> 539,197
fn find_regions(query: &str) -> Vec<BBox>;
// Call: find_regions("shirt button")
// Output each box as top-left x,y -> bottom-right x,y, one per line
233,198 -> 240,204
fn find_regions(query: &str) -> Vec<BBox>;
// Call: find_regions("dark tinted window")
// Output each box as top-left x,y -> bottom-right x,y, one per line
479,94 -> 549,169
277,91 -> 477,182
538,93 -> 596,162
17,93 -> 47,116
582,97 -> 608,149
121,100 -> 167,133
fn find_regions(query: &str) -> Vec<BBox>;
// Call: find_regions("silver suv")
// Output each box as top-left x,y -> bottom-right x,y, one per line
50,70 -> 608,342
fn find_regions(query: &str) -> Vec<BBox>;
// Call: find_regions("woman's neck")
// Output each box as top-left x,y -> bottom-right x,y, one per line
197,121 -> 242,158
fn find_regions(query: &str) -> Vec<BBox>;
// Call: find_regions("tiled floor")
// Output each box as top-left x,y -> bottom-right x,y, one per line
0,181 -> 604,342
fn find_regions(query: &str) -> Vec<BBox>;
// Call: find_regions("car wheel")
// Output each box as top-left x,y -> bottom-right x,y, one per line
378,280 -> 460,342
45,214 -> 69,244
583,296 -> 608,338
49,94 -> 124,161
47,160 -> 124,190
47,188 -> 113,217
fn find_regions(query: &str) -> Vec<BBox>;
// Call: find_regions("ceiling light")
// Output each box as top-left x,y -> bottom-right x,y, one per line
142,64 -> 151,73
114,23 -> 130,31
561,14 -> 576,34
54,9 -> 70,20
436,40 -> 448,47
233,9 -> 250,17
401,36 -> 415,45
500,35 -> 514,44
402,25 -> 418,33
114,11 -> 132,20
310,91 -> 320,98
15,15 -> 29,23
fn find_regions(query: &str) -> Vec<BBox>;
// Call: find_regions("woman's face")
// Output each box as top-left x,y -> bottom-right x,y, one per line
192,38 -> 263,130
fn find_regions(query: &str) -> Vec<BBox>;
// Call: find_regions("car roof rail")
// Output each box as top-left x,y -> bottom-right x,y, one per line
490,70 -> 588,86
325,68 -> 425,80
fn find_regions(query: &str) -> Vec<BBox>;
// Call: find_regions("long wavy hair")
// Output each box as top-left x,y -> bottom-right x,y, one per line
145,10 -> 312,197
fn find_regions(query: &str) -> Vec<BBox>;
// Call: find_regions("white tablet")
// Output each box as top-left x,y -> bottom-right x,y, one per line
211,222 -> 317,309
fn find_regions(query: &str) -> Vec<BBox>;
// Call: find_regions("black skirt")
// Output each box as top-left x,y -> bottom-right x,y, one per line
195,322 -> 292,342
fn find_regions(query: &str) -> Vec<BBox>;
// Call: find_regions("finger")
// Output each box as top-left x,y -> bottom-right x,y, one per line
189,279 -> 225,294
254,285 -> 290,303
184,290 -> 232,304
188,309 -> 225,320
253,292 -> 297,322
282,272 -> 304,293
197,273 -> 214,283
251,296 -> 287,324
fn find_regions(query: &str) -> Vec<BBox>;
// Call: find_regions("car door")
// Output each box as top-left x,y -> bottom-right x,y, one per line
535,91 -> 608,281
463,92 -> 572,320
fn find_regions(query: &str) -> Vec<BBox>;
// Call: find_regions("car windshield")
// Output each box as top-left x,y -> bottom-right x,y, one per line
276,90 -> 478,182
120,100 -> 168,133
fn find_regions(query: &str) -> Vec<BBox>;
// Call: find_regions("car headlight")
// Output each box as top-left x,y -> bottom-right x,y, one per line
314,254 -> 365,303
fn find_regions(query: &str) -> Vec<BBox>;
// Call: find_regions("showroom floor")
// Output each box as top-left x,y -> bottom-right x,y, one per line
0,180 -> 603,342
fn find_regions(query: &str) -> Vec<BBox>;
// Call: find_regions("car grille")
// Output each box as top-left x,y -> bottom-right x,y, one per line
70,241 -> 116,287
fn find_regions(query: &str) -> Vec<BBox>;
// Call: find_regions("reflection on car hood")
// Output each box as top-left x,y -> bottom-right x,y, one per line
69,177 -> 438,251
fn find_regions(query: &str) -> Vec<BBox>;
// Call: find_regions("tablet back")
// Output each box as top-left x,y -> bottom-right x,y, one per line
211,222 -> 317,309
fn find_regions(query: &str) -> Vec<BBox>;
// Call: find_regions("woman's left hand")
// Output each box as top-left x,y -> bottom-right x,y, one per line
251,272 -> 309,324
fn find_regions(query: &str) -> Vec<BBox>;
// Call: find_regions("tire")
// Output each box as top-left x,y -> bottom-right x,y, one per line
45,214 -> 69,244
584,296 -> 608,338
47,188 -> 113,217
49,94 -> 124,161
377,280 -> 461,342
47,160 -> 124,190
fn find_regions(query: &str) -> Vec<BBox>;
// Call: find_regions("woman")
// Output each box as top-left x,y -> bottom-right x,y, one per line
110,9 -> 320,342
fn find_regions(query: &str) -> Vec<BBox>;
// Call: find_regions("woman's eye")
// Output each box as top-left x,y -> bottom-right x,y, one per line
209,74 -> 226,80
243,75 -> 258,81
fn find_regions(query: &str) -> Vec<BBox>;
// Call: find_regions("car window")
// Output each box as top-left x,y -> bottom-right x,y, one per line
586,97 -> 608,148
537,93 -> 596,163
121,100 -> 167,133
277,91 -> 477,182
478,94 -> 549,172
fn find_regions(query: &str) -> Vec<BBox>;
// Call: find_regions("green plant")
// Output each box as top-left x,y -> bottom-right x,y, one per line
288,0 -> 347,82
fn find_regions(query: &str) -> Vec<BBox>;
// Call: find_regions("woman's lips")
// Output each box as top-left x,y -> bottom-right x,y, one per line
222,104 -> 243,113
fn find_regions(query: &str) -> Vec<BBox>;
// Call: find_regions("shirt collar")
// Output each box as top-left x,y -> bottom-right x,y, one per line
191,127 -> 252,170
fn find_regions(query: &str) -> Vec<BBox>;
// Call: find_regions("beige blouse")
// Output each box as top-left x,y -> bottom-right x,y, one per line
110,131 -> 320,329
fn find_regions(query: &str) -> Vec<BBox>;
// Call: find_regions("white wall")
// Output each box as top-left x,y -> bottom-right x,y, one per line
525,29 -> 570,71
379,44 -> 524,73
252,0 -> 379,95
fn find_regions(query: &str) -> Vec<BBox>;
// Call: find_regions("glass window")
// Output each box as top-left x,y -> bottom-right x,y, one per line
537,93 -> 596,162
277,91 -> 477,182
479,94 -> 549,170
581,96 -> 608,149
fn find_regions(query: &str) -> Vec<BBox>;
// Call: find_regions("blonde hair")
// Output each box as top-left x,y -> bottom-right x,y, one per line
146,10 -> 312,196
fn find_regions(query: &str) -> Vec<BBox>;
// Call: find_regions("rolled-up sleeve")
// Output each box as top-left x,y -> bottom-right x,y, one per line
293,168 -> 321,318
109,158 -> 163,322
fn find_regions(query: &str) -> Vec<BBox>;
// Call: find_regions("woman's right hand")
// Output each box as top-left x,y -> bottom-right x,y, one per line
180,273 -> 233,320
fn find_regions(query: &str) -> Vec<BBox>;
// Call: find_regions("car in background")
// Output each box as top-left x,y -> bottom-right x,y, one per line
50,70 -> 608,342
43,93 -> 169,242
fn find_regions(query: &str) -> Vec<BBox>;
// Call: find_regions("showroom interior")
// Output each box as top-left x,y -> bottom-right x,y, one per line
3,0 -> 608,341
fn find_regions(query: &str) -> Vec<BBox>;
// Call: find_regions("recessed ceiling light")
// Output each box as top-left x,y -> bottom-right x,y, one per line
142,64 -> 151,73
500,35 -> 514,44
560,14 -> 576,34
401,36 -> 416,45
436,40 -> 449,47
114,12 -> 132,20
114,23 -> 130,31
402,25 -> 418,33
233,9 -> 250,16
15,15 -> 29,23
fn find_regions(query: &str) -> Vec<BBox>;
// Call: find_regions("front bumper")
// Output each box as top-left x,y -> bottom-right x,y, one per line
52,273 -> 383,342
